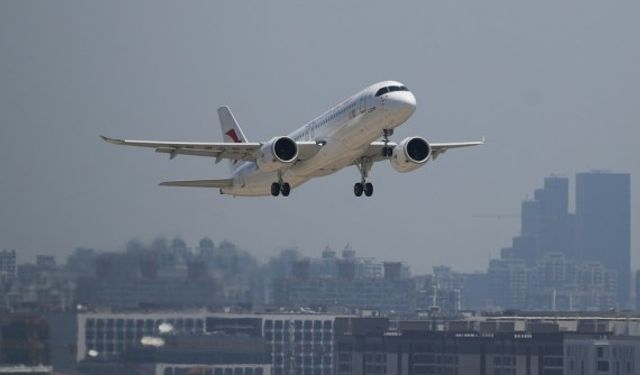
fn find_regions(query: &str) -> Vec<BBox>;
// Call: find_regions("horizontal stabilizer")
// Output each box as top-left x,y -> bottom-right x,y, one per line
159,179 -> 233,188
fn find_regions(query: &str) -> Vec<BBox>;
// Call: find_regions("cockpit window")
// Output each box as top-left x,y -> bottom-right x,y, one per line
375,85 -> 410,96
375,87 -> 389,96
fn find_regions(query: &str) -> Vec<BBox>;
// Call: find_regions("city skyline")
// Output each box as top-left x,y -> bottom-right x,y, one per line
3,171 -> 631,312
4,170 -> 632,279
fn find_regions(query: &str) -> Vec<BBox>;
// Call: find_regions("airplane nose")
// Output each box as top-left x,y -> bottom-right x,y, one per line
385,91 -> 416,114
404,91 -> 417,112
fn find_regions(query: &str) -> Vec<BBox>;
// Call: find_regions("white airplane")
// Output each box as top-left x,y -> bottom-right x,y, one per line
101,81 -> 484,197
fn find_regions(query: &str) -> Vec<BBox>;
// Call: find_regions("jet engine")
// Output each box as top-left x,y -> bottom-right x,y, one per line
256,136 -> 298,172
390,137 -> 431,173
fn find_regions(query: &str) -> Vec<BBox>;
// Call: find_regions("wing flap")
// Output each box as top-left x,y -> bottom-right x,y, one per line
296,141 -> 324,161
101,135 -> 324,162
101,135 -> 262,161
159,179 -> 233,188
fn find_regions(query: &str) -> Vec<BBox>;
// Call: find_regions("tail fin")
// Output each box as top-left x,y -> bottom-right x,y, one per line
217,106 -> 248,172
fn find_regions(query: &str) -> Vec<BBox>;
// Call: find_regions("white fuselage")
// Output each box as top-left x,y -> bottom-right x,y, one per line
222,81 -> 417,196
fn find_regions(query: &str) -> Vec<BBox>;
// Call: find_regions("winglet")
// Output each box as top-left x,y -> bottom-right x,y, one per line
481,136 -> 486,144
100,135 -> 125,145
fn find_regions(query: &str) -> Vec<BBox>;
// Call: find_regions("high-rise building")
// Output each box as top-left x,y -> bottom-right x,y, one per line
517,176 -> 574,261
576,171 -> 631,307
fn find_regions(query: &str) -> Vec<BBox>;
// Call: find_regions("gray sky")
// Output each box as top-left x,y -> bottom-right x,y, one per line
1,1 -> 638,274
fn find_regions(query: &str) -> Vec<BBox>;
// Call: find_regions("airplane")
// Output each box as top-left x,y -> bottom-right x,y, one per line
101,81 -> 484,197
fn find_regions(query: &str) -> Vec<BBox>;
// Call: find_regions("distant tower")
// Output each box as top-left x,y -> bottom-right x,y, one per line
321,246 -> 336,259
576,171 -> 631,308
341,244 -> 356,259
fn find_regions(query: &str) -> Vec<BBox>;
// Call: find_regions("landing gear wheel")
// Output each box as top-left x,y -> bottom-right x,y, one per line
271,182 -> 281,197
364,182 -> 373,197
354,183 -> 364,197
281,183 -> 291,197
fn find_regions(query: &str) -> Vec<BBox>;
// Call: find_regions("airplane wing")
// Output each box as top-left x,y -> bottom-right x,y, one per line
159,178 -> 233,188
100,136 -> 322,162
361,138 -> 485,163
429,139 -> 486,160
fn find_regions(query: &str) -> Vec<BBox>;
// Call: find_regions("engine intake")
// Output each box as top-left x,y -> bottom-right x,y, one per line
257,136 -> 298,172
390,137 -> 431,173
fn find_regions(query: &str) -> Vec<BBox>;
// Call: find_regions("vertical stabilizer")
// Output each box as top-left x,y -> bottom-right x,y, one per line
217,106 -> 248,172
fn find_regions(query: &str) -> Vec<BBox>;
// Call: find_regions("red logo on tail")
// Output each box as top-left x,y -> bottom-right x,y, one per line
225,129 -> 242,143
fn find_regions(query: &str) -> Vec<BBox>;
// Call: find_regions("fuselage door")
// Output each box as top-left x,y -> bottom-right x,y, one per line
359,92 -> 367,113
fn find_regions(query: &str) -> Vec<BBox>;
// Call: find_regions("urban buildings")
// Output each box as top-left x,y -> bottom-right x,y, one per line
272,247 -> 415,313
76,311 -> 351,375
0,169 -> 635,374
334,313 -> 640,375
565,336 -> 640,375
5,308 -> 640,375
487,172 -> 629,310
0,313 -> 51,374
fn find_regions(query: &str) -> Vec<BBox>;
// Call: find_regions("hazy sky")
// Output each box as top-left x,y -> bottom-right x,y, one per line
1,1 -> 638,273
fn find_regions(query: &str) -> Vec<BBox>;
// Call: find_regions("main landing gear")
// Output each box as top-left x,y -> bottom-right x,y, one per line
354,157 -> 374,197
354,181 -> 373,197
271,182 -> 291,197
271,172 -> 291,197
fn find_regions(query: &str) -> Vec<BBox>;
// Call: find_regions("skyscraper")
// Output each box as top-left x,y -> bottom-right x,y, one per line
517,176 -> 574,262
576,171 -> 631,307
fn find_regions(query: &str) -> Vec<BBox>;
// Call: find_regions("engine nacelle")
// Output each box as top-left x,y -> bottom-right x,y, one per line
390,137 -> 431,173
256,136 -> 298,172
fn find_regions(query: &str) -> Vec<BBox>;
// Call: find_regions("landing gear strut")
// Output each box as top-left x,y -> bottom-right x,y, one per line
271,172 -> 291,197
354,157 -> 374,197
381,128 -> 394,158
